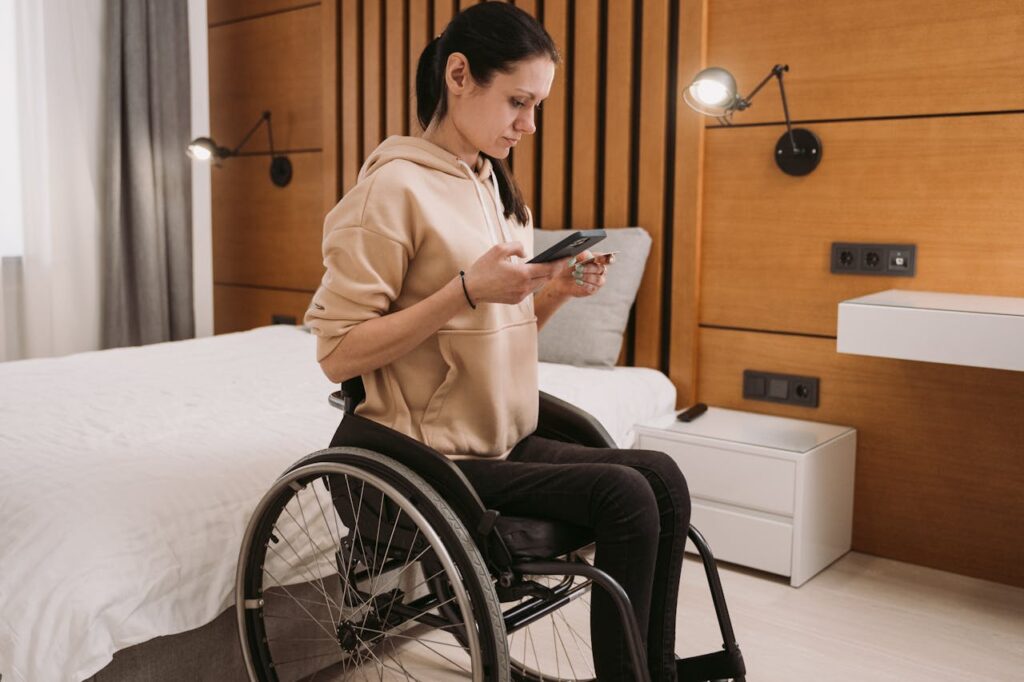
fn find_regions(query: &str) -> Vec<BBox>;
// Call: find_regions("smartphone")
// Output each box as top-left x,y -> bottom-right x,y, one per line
527,230 -> 606,264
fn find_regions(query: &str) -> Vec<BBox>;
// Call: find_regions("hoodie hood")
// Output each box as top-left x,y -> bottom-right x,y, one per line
360,135 -> 494,183
360,135 -> 511,244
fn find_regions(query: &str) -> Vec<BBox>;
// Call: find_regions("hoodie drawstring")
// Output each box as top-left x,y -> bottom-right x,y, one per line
458,159 -> 509,245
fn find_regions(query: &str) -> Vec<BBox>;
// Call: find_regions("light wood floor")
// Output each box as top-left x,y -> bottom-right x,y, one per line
675,551 -> 1024,681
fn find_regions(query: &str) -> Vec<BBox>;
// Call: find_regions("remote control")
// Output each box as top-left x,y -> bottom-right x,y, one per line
676,402 -> 708,422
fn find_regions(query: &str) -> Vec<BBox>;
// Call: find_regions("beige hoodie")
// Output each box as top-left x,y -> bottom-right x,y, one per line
305,136 -> 538,459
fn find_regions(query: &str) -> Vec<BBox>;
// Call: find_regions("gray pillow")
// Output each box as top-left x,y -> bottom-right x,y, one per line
534,227 -> 651,367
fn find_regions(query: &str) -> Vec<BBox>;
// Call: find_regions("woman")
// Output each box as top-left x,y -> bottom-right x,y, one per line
305,3 -> 690,680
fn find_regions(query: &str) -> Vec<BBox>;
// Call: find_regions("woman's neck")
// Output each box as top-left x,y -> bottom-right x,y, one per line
421,119 -> 481,170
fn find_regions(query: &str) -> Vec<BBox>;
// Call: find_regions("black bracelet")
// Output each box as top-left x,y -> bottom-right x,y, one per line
459,270 -> 477,309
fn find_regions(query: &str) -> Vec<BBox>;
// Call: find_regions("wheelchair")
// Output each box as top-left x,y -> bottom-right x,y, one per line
236,377 -> 746,681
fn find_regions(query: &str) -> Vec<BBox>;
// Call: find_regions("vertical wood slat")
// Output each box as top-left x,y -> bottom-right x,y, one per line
669,0 -> 708,406
632,0 -> 671,369
362,0 -> 383,157
602,0 -> 633,228
408,0 -> 430,134
384,0 -> 407,137
570,0 -> 600,228
511,0 -> 538,212
335,0 -> 675,366
322,0 -> 340,211
539,0 -> 569,229
341,0 -> 362,193
434,0 -> 455,35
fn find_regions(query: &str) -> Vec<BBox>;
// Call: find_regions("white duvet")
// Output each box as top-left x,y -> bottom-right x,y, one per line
0,326 -> 675,681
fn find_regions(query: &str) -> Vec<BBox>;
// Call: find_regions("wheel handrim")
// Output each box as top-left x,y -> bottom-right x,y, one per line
237,461 -> 488,681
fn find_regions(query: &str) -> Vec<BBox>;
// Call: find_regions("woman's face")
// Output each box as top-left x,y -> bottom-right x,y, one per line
445,54 -> 555,161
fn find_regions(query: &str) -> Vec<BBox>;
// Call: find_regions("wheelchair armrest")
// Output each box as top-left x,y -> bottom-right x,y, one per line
537,391 -> 617,449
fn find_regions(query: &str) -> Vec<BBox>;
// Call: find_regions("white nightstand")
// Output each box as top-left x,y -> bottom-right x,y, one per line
634,407 -> 856,587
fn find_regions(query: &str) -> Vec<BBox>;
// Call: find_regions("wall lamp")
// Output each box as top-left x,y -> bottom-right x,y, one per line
187,110 -> 293,187
684,64 -> 822,176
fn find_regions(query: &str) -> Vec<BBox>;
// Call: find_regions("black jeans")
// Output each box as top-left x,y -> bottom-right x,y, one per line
456,434 -> 691,682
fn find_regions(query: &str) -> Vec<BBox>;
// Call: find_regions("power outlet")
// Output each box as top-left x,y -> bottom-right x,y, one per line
831,242 -> 916,277
743,370 -> 820,408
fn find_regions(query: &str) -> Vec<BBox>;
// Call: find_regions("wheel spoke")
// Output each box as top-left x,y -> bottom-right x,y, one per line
242,461 -> 502,682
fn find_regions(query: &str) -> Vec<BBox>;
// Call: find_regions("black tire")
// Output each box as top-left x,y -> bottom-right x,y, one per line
237,447 -> 510,681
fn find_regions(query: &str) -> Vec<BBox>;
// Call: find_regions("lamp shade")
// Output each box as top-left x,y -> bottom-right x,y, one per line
187,137 -> 228,162
683,67 -> 741,116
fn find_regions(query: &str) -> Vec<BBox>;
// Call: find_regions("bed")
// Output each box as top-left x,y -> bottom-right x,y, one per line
0,325 -> 676,681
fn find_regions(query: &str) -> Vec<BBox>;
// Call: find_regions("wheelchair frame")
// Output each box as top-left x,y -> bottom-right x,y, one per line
237,376 -> 745,679
320,377 -> 747,682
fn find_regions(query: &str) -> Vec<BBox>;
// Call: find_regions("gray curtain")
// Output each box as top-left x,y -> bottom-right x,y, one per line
102,0 -> 193,348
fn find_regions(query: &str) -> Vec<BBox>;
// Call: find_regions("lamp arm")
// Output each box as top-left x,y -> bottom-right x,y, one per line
738,64 -> 784,108
773,69 -> 800,154
229,111 -> 272,156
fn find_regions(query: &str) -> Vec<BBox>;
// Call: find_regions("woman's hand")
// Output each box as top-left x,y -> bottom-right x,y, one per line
462,241 -> 560,305
544,250 -> 613,299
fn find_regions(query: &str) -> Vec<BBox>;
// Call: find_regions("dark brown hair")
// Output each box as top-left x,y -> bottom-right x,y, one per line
415,2 -> 559,225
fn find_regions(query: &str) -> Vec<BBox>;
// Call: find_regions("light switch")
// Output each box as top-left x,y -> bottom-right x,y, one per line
768,378 -> 789,399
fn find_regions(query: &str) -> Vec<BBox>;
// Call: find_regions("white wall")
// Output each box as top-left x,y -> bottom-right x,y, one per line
188,0 -> 213,337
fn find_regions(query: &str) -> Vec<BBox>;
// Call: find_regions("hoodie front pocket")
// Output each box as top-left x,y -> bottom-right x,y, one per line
420,320 -> 538,456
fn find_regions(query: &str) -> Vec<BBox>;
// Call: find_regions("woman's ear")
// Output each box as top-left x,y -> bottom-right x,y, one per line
445,52 -> 472,94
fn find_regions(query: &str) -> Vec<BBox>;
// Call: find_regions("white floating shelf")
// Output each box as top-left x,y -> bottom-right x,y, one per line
837,289 -> 1024,372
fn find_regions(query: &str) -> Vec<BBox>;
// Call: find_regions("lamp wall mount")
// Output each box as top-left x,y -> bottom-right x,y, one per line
187,110 -> 293,187
685,63 -> 822,176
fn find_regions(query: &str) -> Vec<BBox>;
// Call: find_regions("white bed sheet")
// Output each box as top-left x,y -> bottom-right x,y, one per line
0,326 -> 675,681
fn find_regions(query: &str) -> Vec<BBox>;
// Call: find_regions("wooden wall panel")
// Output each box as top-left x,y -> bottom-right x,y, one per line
208,0 -> 315,26
212,154 -> 324,291
698,327 -> 1024,587
325,0 -> 679,366
384,0 -> 408,137
214,285 -> 314,334
538,0 -> 569,230
685,0 -> 1024,587
408,0 -> 430,135
601,0 -> 634,229
631,0 -> 672,369
340,0 -> 362,194
209,6 -> 322,152
434,0 -> 455,36
705,0 -> 1024,124
510,0 -> 538,211
700,115 -> 1024,336
361,0 -> 383,156
321,0 -> 339,210
569,1 -> 600,229
669,0 -> 708,406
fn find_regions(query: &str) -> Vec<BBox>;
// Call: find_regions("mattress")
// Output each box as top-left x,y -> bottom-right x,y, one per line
0,326 -> 676,681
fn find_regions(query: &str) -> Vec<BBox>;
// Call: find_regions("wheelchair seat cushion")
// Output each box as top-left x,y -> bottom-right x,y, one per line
495,514 -> 593,561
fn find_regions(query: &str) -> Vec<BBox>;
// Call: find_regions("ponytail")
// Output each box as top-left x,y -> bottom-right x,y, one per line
413,3 -> 559,227
415,35 -> 445,131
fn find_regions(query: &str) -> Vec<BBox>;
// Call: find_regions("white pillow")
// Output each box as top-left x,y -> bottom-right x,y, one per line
534,227 -> 652,367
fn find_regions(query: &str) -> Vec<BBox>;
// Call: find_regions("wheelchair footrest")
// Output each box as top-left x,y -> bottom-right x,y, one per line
677,646 -> 746,682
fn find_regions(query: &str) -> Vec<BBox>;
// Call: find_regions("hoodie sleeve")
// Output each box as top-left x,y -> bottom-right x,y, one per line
305,176 -> 413,362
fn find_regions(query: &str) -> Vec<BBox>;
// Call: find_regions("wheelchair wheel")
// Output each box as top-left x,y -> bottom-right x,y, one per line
237,448 -> 510,681
507,549 -> 596,682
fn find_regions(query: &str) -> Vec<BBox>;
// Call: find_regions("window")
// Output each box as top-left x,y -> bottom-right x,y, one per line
0,0 -> 23,257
